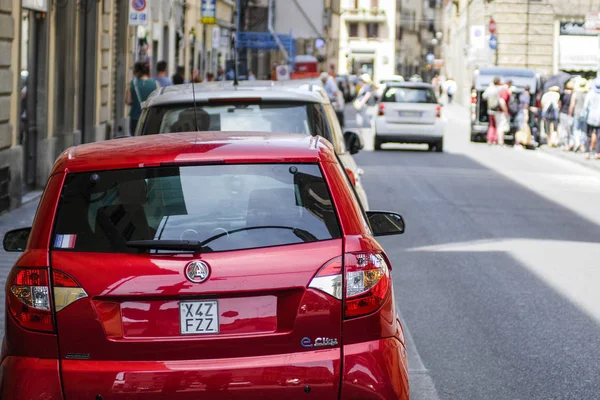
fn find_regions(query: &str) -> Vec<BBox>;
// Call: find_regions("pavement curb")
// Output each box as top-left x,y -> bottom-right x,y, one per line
537,146 -> 600,173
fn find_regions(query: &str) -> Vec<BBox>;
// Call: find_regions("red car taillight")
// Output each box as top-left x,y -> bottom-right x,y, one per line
8,268 -> 53,332
471,90 -> 477,104
378,104 -> 385,116
7,268 -> 88,332
309,252 -> 391,319
436,105 -> 442,118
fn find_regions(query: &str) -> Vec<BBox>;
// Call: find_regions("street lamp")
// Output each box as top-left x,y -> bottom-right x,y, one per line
436,31 -> 443,40
431,38 -> 438,46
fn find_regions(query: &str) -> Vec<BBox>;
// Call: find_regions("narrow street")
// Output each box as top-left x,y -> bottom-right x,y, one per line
2,105 -> 600,399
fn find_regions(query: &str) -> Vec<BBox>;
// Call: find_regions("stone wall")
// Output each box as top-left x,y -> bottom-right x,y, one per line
0,0 -> 18,213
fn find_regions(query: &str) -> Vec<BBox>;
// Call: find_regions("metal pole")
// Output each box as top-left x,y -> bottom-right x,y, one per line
234,0 -> 241,83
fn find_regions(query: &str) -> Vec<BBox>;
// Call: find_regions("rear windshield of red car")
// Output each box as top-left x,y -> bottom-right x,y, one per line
52,163 -> 341,253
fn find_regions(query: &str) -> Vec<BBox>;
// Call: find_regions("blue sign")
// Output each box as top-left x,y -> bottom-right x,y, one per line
489,34 -> 498,50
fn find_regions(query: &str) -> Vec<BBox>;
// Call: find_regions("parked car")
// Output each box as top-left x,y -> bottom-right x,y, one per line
471,67 -> 541,144
374,82 -> 444,151
2,132 -> 410,399
134,81 -> 369,209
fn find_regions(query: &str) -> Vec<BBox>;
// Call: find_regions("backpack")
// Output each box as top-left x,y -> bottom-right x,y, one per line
508,94 -> 520,116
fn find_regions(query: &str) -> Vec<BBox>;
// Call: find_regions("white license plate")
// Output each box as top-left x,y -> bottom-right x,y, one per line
399,111 -> 422,117
179,300 -> 219,335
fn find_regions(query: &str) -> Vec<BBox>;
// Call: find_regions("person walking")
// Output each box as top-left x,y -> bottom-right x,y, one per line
321,72 -> 344,126
445,78 -> 457,104
496,80 -> 513,145
583,78 -> 600,159
569,79 -> 588,152
558,82 -> 574,150
541,86 -> 560,147
248,71 -> 257,81
205,72 -> 215,82
126,61 -> 158,135
354,73 -> 375,128
482,77 -> 502,144
155,60 -> 173,87
514,85 -> 532,147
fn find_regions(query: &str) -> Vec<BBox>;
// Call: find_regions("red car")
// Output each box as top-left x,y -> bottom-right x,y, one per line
2,132 -> 409,399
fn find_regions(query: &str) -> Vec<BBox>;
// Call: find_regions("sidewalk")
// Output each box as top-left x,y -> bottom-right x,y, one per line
538,146 -> 600,174
0,195 -> 41,337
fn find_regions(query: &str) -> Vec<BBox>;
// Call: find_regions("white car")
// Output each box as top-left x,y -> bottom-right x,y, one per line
374,83 -> 445,152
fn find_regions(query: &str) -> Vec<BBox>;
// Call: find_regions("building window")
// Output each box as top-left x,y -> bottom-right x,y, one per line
367,23 -> 379,38
349,23 -> 359,37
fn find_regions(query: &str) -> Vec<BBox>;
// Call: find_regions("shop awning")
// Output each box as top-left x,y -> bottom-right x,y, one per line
559,35 -> 600,72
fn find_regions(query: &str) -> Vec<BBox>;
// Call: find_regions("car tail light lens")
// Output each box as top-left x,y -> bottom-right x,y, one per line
345,168 -> 356,186
345,252 -> 390,318
471,90 -> 477,104
309,256 -> 343,300
378,103 -> 385,116
8,268 -> 53,332
436,105 -> 442,118
308,252 -> 391,318
52,270 -> 88,312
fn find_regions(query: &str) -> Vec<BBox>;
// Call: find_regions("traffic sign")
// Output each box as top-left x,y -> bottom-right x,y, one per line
489,18 -> 497,34
129,0 -> 148,26
489,34 -> 498,50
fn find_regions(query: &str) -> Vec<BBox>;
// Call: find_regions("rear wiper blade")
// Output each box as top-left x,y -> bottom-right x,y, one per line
126,240 -> 213,252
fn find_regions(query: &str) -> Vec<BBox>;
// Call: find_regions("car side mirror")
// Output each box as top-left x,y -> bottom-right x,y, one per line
3,227 -> 32,252
367,212 -> 405,236
344,130 -> 363,155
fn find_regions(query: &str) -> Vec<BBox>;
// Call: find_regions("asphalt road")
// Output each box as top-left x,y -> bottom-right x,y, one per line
1,104 -> 600,398
348,104 -> 600,399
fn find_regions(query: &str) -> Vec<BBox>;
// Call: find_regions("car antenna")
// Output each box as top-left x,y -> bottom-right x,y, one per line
191,81 -> 199,131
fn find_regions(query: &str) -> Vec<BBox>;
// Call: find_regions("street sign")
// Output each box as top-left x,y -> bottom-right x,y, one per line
277,65 -> 290,81
129,0 -> 148,26
470,25 -> 485,49
489,34 -> 498,50
212,26 -> 221,49
201,0 -> 217,25
489,18 -> 497,34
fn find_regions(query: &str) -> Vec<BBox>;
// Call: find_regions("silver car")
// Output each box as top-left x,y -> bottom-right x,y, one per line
135,81 -> 370,210
374,82 -> 445,152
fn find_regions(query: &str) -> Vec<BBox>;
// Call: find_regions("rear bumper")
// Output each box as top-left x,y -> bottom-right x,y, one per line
375,117 -> 444,142
0,356 -> 63,399
1,339 -> 408,400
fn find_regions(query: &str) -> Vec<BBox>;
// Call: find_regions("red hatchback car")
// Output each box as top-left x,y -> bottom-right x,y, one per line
1,132 -> 409,399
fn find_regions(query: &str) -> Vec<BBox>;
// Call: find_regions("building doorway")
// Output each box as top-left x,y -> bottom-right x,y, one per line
19,10 -> 49,192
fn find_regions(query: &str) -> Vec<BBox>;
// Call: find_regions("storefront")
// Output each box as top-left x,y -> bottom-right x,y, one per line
558,22 -> 600,79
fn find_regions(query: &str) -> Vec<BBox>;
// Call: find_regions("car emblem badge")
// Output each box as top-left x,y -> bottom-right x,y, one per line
185,261 -> 211,283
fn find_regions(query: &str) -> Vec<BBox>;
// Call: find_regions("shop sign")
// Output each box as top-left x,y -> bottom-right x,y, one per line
22,0 -> 48,12
201,0 -> 217,25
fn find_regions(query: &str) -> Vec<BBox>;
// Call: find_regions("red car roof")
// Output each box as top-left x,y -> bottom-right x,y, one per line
51,132 -> 335,174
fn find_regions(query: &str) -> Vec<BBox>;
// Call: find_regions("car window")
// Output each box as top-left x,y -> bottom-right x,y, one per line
52,164 -> 341,254
322,104 -> 347,154
383,87 -> 436,104
142,103 -> 313,135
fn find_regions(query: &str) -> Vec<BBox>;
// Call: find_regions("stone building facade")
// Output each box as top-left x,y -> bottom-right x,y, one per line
443,0 -> 600,105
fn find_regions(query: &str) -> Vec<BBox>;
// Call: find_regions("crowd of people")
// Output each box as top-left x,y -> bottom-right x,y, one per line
479,74 -> 600,160
541,78 -> 600,160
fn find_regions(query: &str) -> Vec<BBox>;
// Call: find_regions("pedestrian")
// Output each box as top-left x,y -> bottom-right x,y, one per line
496,79 -> 513,146
215,67 -> 225,81
191,69 -> 202,83
445,78 -> 457,104
558,82 -> 574,150
155,60 -> 173,87
541,86 -> 560,147
206,72 -> 215,82
583,78 -> 600,159
569,79 -> 588,152
353,73 -> 375,128
514,85 -> 532,148
482,76 -> 502,144
248,70 -> 257,81
172,66 -> 185,85
321,72 -> 344,126
126,61 -> 158,135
